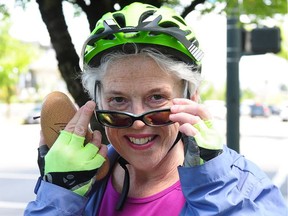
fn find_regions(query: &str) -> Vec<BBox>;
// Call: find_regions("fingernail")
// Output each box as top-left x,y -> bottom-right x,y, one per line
171,105 -> 179,112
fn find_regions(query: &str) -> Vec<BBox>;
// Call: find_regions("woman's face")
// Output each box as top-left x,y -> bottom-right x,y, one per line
100,55 -> 183,170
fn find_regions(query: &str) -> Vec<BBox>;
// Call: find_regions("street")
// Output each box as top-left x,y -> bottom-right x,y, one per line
0,114 -> 287,215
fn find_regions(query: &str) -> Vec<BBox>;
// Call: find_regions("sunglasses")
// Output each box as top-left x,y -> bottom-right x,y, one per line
95,108 -> 173,128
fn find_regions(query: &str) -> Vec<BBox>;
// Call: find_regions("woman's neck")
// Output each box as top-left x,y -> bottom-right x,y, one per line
112,140 -> 184,198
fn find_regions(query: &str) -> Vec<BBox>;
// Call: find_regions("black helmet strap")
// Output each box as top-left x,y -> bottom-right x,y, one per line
116,132 -> 182,211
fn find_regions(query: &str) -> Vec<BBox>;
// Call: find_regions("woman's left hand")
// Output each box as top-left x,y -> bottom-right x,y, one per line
170,98 -> 212,136
169,98 -> 223,163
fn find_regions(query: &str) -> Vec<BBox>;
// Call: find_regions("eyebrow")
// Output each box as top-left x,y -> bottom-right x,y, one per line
146,87 -> 172,95
103,89 -> 125,96
104,86 -> 172,94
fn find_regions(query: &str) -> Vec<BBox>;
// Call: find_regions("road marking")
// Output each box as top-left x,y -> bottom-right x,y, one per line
0,173 -> 38,180
0,201 -> 27,209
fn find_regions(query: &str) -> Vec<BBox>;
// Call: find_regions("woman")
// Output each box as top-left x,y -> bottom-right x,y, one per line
25,2 -> 287,215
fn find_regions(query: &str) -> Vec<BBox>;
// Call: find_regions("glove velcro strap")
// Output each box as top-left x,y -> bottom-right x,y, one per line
182,135 -> 201,167
44,168 -> 98,190
199,147 -> 223,161
37,145 -> 49,177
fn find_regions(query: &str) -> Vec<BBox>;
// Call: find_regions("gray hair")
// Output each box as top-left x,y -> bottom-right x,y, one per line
81,47 -> 203,104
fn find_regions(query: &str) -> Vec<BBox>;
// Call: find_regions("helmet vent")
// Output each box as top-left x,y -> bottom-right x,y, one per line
104,34 -> 116,40
148,31 -> 161,36
113,13 -> 126,28
95,28 -> 105,35
149,21 -> 179,36
159,21 -> 179,28
172,15 -> 186,26
139,10 -> 157,24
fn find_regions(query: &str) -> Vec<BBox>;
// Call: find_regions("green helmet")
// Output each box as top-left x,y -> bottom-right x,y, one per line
82,2 -> 203,67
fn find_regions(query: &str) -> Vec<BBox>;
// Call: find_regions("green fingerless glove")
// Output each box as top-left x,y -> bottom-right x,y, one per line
193,120 -> 224,161
44,130 -> 105,196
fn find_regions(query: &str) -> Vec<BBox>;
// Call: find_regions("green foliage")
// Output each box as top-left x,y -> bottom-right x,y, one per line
200,81 -> 226,101
240,88 -> 255,101
0,3 -> 10,19
240,0 -> 287,18
0,18 -> 39,103
199,0 -> 287,18
200,81 -> 258,103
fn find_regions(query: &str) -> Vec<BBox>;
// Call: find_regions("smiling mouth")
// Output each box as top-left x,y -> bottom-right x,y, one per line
128,136 -> 154,145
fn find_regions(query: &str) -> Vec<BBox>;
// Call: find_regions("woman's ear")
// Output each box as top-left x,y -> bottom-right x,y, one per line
191,90 -> 200,102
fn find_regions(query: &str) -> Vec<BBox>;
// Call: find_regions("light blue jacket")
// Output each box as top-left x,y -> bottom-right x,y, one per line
24,145 -> 287,215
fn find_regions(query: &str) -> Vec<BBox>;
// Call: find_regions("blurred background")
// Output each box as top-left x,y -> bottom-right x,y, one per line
0,0 -> 287,215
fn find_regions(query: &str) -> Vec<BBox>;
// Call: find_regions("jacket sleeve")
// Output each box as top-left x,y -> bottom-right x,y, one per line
24,178 -> 87,216
178,145 -> 287,216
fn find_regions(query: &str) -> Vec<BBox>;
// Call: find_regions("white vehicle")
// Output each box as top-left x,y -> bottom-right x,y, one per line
23,104 -> 41,124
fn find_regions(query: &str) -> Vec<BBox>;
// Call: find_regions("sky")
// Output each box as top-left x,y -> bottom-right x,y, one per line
6,0 -> 90,53
8,1 -> 51,46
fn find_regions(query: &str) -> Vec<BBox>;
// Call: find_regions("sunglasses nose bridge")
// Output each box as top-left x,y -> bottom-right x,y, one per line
129,113 -> 147,126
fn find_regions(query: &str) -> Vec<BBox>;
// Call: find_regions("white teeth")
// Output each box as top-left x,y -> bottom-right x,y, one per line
129,137 -> 152,145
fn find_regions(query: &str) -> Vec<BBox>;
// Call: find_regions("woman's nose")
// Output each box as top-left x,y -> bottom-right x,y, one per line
131,119 -> 146,129
130,105 -> 146,129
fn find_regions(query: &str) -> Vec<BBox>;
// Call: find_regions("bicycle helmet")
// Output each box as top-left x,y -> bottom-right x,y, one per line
81,2 -> 204,68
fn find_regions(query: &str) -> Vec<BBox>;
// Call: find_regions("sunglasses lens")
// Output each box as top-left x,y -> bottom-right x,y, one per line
97,109 -> 172,128
97,112 -> 132,128
144,110 -> 172,126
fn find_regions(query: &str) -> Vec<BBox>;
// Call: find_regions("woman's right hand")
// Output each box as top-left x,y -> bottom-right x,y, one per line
40,101 -> 108,196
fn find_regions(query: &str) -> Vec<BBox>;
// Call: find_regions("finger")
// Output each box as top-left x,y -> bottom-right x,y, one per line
171,98 -> 212,120
65,101 -> 96,137
90,130 -> 102,148
84,130 -> 93,144
82,143 -> 100,159
64,106 -> 84,133
91,153 -> 106,168
98,144 -> 108,158
172,98 -> 193,105
169,112 -> 201,125
178,123 -> 199,136
82,143 -> 108,162
90,130 -> 108,158
73,101 -> 95,136
80,130 -> 102,159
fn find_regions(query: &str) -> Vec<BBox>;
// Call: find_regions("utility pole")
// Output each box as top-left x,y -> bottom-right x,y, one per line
226,14 -> 241,153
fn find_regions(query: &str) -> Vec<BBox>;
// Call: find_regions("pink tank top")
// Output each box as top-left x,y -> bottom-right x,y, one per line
98,176 -> 185,215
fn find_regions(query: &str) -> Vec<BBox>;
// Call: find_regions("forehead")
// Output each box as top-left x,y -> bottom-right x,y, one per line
102,55 -> 177,84
98,55 -> 185,103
